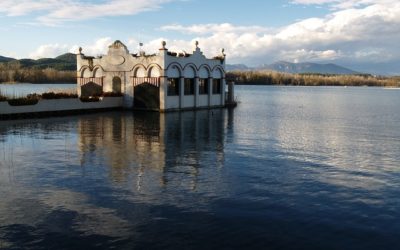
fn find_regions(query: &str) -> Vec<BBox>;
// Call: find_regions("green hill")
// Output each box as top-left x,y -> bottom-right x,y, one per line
0,53 -> 77,71
0,53 -> 77,83
0,55 -> 15,63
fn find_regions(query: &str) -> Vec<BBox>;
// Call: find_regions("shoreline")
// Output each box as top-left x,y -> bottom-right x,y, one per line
235,83 -> 400,88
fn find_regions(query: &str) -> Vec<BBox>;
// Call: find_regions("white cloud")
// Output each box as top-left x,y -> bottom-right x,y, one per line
160,23 -> 270,35
154,1 -> 400,65
0,0 -> 173,26
291,0 -> 398,9
25,0 -> 400,73
70,37 -> 115,56
280,49 -> 341,62
29,43 -> 69,59
30,37 -> 116,59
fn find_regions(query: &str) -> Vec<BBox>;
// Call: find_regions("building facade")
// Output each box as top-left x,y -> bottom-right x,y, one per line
77,40 -> 229,111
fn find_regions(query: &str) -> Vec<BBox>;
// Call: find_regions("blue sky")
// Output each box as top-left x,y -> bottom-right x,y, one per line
0,0 -> 399,74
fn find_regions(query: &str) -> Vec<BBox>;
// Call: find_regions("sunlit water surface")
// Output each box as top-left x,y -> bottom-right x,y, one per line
1,86 -> 400,249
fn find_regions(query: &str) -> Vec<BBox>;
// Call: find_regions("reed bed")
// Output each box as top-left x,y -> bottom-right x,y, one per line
227,71 -> 400,87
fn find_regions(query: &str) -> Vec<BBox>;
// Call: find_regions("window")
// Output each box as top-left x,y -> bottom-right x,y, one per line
184,78 -> 195,95
112,76 -> 122,93
167,78 -> 180,96
199,78 -> 209,95
213,79 -> 221,94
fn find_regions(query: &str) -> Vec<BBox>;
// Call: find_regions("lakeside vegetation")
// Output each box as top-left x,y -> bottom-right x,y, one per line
1,54 -> 399,87
227,71 -> 400,87
0,90 -> 122,106
0,62 -> 76,83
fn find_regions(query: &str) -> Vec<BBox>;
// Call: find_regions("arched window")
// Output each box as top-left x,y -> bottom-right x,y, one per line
112,76 -> 122,93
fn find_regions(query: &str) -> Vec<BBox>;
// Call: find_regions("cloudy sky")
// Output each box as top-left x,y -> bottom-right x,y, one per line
0,0 -> 399,74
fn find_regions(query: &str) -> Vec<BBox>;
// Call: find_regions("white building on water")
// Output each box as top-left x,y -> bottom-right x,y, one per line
77,40 -> 235,112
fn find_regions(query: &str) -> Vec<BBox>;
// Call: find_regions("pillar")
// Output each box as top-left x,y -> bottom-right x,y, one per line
179,77 -> 184,109
159,76 -> 168,111
194,77 -> 199,108
208,77 -> 213,107
221,78 -> 226,106
227,81 -> 235,104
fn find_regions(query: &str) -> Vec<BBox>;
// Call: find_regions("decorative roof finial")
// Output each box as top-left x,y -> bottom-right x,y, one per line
221,48 -> 225,56
195,41 -> 199,48
78,47 -> 82,54
161,40 -> 167,50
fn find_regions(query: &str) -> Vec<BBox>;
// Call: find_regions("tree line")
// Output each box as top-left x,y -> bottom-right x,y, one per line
227,71 -> 400,87
0,62 -> 75,83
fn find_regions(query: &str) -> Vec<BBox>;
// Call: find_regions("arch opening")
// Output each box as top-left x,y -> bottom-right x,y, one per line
81,82 -> 102,97
134,83 -> 160,110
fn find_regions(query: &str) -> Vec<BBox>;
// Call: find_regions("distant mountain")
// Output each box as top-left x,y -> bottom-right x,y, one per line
227,61 -> 359,75
55,53 -> 77,63
260,61 -> 358,74
2,53 -> 361,75
226,64 -> 251,71
0,53 -> 76,71
0,55 -> 15,63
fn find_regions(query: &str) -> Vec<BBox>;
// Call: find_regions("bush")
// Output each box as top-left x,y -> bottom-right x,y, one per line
80,96 -> 100,102
8,95 -> 39,106
41,92 -> 78,99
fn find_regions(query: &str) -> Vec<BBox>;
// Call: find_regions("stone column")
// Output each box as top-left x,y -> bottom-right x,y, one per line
179,77 -> 184,109
77,80 -> 82,97
159,76 -> 168,111
123,73 -> 134,109
208,77 -> 213,107
221,77 -> 226,106
194,77 -> 199,108
227,81 -> 235,104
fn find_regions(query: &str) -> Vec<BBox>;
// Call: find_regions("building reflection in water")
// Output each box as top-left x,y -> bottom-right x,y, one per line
78,110 -> 229,192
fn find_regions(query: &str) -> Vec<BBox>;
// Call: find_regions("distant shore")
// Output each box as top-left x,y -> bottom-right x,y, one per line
1,68 -> 399,87
227,71 -> 400,87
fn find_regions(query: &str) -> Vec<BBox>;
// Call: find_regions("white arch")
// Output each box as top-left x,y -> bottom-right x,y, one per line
198,65 -> 211,78
133,65 -> 147,77
148,66 -> 161,77
183,64 -> 197,78
93,67 -> 103,78
212,67 -> 224,79
81,67 -> 92,78
166,63 -> 183,78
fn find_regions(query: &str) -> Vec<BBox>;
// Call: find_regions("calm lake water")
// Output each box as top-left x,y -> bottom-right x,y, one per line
0,83 -> 76,97
1,85 -> 400,249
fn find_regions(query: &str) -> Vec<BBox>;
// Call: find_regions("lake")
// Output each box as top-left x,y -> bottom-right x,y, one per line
1,85 -> 400,249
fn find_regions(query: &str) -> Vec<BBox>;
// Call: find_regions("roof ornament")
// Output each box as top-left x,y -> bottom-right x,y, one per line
221,48 -> 226,57
78,47 -> 83,54
195,41 -> 199,48
139,42 -> 145,56
161,40 -> 167,49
